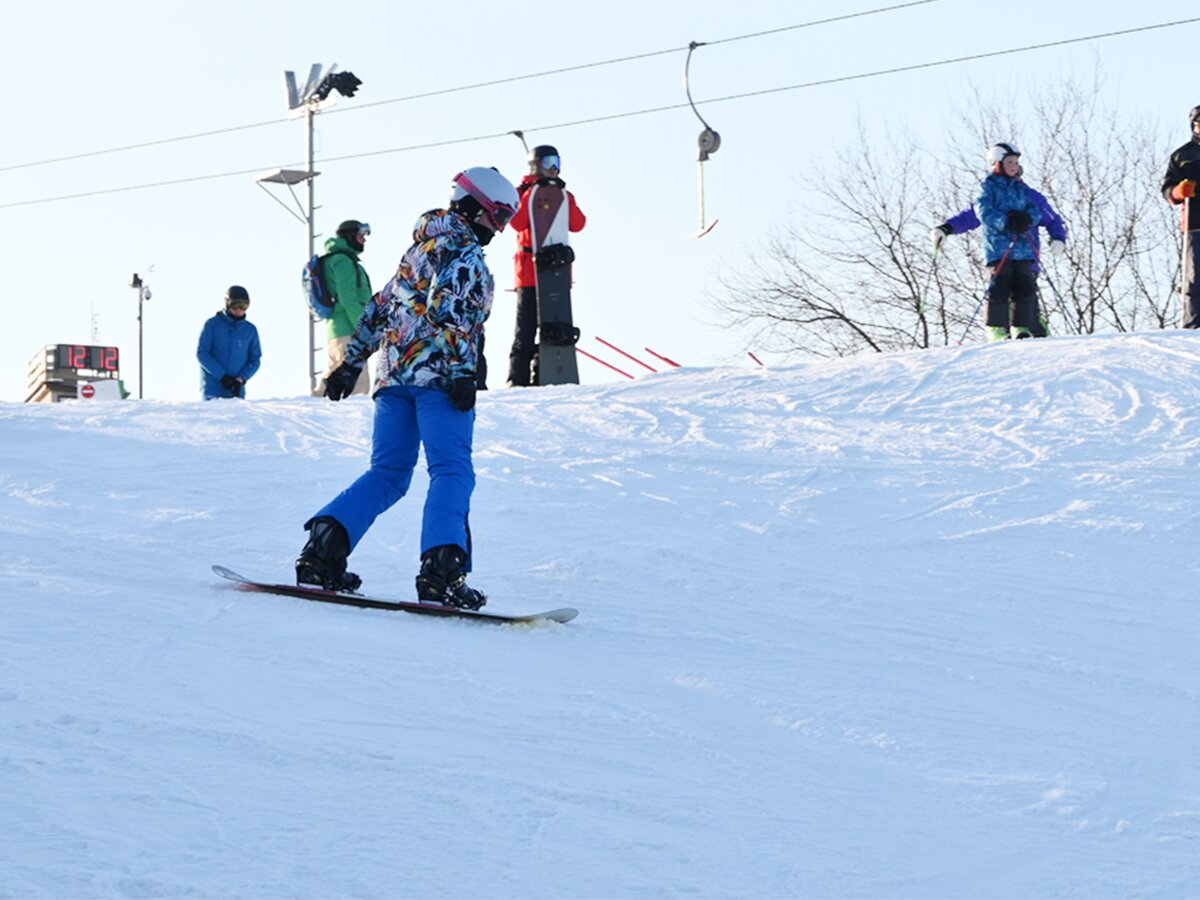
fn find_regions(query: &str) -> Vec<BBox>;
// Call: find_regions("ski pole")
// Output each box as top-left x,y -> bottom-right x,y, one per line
1026,237 -> 1073,333
912,244 -> 941,349
957,236 -> 1018,345
1181,199 -> 1190,328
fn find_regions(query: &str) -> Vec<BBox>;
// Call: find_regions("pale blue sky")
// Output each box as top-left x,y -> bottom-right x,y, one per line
3,1 -> 1196,401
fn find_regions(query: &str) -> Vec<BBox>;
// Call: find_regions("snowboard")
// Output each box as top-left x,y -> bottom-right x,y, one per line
529,177 -> 580,385
212,565 -> 578,625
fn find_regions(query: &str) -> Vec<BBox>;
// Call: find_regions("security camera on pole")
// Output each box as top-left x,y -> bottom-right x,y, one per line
256,64 -> 362,393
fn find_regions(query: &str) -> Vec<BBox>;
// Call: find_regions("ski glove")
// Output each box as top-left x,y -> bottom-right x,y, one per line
1172,179 -> 1197,202
324,363 -> 362,402
930,225 -> 951,251
220,374 -> 243,397
1005,210 -> 1033,235
1048,239 -> 1066,257
449,377 -> 477,412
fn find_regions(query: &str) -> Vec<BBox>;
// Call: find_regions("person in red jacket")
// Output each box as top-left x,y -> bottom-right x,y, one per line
506,144 -> 587,386
1162,105 -> 1200,328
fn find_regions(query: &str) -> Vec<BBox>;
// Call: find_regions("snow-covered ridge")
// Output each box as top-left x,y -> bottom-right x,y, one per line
2,333 -> 1198,897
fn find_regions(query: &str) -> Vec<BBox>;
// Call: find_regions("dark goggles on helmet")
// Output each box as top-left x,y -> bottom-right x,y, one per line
487,204 -> 516,231
537,155 -> 561,170
357,223 -> 371,236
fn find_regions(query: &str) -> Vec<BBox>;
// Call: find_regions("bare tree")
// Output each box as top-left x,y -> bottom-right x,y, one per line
716,72 -> 1183,357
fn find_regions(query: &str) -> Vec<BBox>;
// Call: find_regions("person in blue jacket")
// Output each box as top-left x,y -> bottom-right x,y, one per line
196,285 -> 262,399
294,166 -> 520,609
931,143 -> 1068,340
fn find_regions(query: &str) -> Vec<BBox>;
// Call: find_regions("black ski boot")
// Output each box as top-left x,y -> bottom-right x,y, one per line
296,516 -> 362,592
415,544 -> 487,610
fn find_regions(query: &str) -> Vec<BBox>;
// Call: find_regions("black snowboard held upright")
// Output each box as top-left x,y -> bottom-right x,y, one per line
212,566 -> 578,625
529,178 -> 581,386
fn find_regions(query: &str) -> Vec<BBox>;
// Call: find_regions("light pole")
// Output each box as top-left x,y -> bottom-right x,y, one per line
129,272 -> 151,399
256,63 -> 361,393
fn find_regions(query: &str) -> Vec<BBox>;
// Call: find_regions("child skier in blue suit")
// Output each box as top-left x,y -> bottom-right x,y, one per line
972,142 -> 1057,341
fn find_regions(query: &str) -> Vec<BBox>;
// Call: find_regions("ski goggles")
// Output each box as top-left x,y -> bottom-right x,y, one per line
537,154 -> 561,170
357,223 -> 371,236
227,300 -> 250,310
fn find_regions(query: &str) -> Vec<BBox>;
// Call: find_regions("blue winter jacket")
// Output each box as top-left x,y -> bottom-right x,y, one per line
197,310 -> 262,399
976,173 -> 1048,265
944,184 -> 1067,272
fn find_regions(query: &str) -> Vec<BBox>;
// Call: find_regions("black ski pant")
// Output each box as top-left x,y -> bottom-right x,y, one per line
1183,231 -> 1200,329
986,258 -> 1040,332
507,286 -> 540,386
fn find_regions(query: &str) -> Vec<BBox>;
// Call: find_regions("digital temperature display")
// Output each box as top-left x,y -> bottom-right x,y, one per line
55,344 -> 120,372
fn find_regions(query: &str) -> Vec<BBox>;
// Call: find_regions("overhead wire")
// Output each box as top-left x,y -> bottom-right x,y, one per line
1,14 -> 1196,210
0,0 -> 944,176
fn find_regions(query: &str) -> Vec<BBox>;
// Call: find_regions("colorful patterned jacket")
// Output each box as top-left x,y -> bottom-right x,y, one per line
344,209 -> 493,392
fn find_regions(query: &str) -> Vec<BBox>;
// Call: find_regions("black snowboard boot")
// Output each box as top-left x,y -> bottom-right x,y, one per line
296,516 -> 362,592
415,544 -> 487,610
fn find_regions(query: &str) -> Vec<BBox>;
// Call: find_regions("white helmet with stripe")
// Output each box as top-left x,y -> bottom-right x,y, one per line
449,167 -> 519,233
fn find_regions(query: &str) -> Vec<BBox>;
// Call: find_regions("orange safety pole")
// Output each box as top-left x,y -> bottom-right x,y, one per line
596,337 -> 657,372
577,347 -> 635,380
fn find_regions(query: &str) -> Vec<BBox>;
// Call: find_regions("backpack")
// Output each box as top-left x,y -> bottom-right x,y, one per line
302,253 -> 337,319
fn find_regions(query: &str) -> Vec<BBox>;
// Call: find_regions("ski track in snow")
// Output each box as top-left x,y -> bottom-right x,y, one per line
2,332 -> 1200,898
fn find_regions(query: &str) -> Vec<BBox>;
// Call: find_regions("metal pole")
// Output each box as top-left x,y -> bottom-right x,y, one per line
306,106 -> 317,392
138,286 -> 144,399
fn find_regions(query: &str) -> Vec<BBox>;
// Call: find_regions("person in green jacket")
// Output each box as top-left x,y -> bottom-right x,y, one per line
314,219 -> 374,397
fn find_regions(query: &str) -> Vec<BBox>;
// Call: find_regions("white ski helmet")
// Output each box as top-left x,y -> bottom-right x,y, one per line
987,142 -> 1021,167
449,167 -> 520,232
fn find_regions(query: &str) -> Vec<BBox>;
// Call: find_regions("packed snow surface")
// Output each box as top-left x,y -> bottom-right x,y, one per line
2,333 -> 1199,898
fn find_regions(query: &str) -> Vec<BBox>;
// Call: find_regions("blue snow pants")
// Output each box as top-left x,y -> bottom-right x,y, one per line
309,385 -> 475,563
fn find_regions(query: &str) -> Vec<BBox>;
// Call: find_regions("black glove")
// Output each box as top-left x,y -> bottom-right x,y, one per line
324,363 -> 362,401
449,376 -> 477,412
1005,210 -> 1033,235
220,374 -> 242,397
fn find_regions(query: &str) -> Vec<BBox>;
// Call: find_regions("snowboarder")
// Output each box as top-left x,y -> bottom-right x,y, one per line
969,143 -> 1052,342
295,166 -> 520,609
932,156 -> 1067,339
1161,105 -> 1200,329
196,285 -> 262,399
506,144 -> 587,386
314,219 -> 374,397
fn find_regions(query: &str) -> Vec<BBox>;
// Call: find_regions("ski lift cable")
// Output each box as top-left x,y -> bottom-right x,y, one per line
0,0 -> 948,175
3,16 -> 1197,209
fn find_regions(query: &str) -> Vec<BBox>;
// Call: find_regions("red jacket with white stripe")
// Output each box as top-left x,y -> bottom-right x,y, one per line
511,174 -> 587,288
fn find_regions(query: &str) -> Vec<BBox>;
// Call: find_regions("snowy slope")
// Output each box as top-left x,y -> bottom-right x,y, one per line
2,333 -> 1199,898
